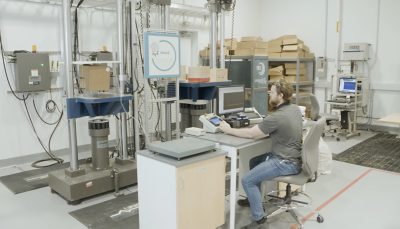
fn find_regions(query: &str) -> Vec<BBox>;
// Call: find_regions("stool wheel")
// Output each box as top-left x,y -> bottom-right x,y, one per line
317,214 -> 324,223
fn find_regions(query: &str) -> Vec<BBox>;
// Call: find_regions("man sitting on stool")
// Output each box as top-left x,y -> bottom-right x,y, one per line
219,79 -> 303,225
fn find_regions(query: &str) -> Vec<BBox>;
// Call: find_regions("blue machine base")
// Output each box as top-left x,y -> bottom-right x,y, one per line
67,94 -> 133,119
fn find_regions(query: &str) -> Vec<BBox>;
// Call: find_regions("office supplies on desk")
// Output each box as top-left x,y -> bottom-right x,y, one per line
185,127 -> 205,136
244,107 -> 264,124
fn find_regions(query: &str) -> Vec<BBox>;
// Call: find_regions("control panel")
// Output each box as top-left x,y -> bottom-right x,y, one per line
13,53 -> 51,92
199,113 -> 223,133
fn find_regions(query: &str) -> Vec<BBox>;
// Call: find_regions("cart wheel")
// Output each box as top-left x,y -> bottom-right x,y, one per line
317,214 -> 324,223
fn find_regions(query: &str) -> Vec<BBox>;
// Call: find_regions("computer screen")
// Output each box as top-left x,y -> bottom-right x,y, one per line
209,116 -> 222,126
338,78 -> 357,93
217,85 -> 245,115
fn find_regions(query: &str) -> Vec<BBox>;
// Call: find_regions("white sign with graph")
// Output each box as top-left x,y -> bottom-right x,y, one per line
144,31 -> 180,78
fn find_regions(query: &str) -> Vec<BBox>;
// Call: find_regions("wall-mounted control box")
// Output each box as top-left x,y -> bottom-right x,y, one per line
14,53 -> 51,92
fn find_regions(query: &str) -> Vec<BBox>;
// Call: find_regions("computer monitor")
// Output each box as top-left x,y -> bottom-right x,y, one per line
217,85 -> 245,115
338,78 -> 357,93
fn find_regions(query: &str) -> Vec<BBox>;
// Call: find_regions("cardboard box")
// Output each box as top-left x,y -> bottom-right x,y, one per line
267,52 -> 281,58
268,65 -> 284,76
234,48 -> 268,56
210,68 -> 228,82
269,75 -> 284,82
283,44 -> 310,52
80,65 -> 110,91
237,41 -> 269,49
188,66 -> 210,82
282,45 -> 301,52
300,43 -> 310,52
283,37 -> 303,45
268,46 -> 282,53
304,52 -> 315,58
208,39 -> 238,50
285,68 -> 307,75
284,63 -> 306,69
241,36 -> 263,42
199,48 -> 228,58
180,65 -> 188,81
284,75 -> 308,83
267,39 -> 283,47
280,50 -> 305,58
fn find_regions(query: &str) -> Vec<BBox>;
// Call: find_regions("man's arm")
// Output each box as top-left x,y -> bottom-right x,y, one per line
219,121 -> 267,139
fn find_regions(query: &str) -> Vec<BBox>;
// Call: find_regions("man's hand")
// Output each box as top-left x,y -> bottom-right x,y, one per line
218,121 -> 231,133
219,121 -> 267,139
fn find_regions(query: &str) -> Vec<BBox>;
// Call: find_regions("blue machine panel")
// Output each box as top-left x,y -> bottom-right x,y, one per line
67,94 -> 133,119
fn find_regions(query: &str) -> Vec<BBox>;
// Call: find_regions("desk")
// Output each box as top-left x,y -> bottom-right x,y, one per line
197,133 -> 272,229
137,149 -> 226,229
379,113 -> 400,137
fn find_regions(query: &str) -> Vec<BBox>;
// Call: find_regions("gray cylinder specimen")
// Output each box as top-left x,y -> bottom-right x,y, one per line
88,119 -> 110,170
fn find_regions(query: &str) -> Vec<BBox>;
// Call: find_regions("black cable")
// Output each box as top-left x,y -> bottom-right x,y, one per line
32,109 -> 64,168
22,97 -> 64,168
32,98 -> 60,125
227,5 -> 236,74
72,1 -> 85,94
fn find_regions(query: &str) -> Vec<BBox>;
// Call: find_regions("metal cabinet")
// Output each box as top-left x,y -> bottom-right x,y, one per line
203,56 -> 269,115
268,57 -> 315,105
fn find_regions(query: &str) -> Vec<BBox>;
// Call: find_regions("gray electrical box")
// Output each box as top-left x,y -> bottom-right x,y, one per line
149,0 -> 171,5
89,52 -> 112,61
13,53 -> 51,92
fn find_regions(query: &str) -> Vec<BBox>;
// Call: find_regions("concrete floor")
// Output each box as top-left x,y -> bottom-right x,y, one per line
1,130 -> 399,229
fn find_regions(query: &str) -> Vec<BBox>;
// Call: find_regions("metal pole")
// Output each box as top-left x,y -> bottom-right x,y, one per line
219,10 -> 225,68
130,1 -> 140,153
117,0 -> 129,159
210,9 -> 217,68
161,5 -> 173,141
62,0 -> 79,171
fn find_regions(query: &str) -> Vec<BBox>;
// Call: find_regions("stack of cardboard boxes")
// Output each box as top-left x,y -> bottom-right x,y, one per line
268,63 -> 308,83
200,35 -> 314,59
234,36 -> 268,56
279,35 -> 314,58
199,38 -> 237,58
180,66 -> 228,83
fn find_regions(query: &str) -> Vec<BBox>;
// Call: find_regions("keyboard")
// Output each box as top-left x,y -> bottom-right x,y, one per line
326,98 -> 354,103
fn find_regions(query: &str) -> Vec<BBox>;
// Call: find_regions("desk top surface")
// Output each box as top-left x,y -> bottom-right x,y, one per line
197,132 -> 269,147
379,113 -> 400,124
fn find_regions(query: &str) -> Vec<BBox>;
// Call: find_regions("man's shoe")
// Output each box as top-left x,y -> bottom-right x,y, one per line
237,198 -> 250,207
256,217 -> 266,224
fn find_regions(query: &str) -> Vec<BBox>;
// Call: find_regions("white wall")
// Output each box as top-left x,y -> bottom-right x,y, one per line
0,1 -> 118,160
259,0 -> 400,119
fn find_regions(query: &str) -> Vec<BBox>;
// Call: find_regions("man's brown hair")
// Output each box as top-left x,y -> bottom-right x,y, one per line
272,79 -> 293,103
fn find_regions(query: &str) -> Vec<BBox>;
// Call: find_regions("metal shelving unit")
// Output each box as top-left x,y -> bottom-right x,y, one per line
268,57 -> 315,105
201,55 -> 269,115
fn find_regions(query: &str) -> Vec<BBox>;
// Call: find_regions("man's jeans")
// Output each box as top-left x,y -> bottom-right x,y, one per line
242,153 -> 301,221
